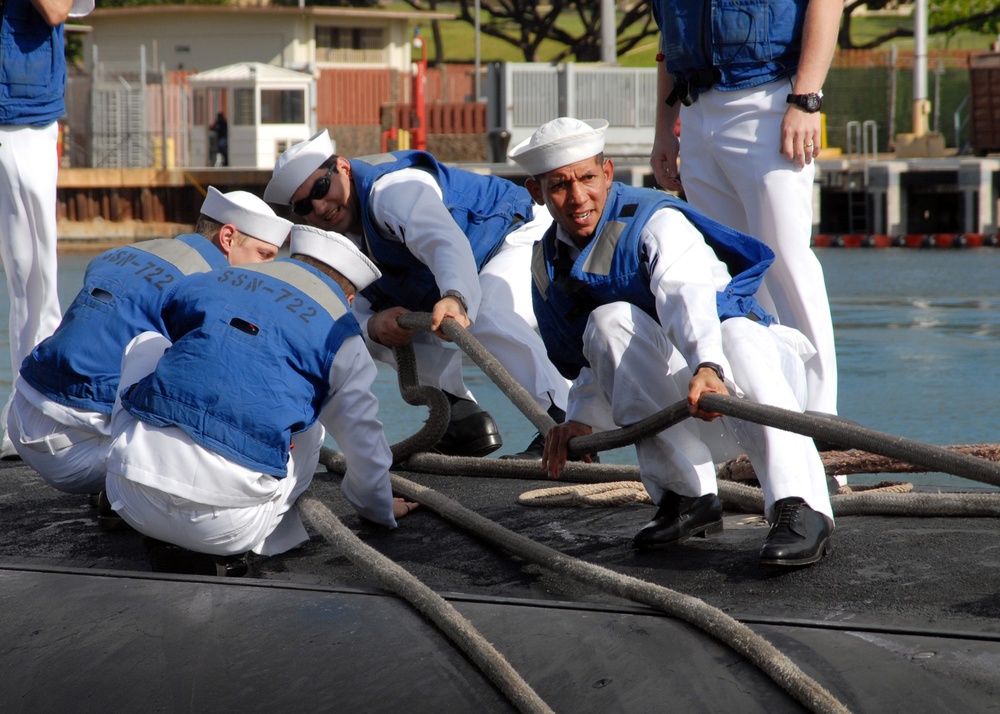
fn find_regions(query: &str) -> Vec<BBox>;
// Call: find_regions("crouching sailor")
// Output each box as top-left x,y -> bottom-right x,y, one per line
104,225 -> 417,576
508,117 -> 834,566
8,187 -> 290,514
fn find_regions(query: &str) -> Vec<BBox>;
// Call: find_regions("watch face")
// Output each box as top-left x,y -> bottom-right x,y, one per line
805,95 -> 821,112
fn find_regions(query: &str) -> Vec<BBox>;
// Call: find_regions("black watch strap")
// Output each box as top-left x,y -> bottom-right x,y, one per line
695,362 -> 725,381
786,92 -> 823,113
443,290 -> 468,312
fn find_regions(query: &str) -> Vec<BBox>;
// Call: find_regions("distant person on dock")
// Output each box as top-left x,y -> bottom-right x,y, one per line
7,188 -> 291,512
264,130 -> 571,461
649,0 -> 842,417
103,225 -> 417,576
0,0 -> 95,459
511,117 -> 834,567
211,111 -> 228,167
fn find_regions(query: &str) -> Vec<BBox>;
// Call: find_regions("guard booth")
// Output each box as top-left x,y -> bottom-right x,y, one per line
188,62 -> 317,168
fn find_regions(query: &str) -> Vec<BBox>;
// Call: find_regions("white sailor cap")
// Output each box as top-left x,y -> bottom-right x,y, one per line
290,224 -> 381,292
200,187 -> 291,247
508,118 -> 609,176
264,129 -> 336,205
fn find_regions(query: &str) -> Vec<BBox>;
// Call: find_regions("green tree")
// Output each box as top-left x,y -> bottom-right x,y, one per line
840,0 -> 1000,50
395,0 -> 447,66
439,0 -> 658,63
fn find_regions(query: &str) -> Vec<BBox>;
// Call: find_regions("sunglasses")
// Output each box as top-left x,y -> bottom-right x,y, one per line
292,164 -> 337,217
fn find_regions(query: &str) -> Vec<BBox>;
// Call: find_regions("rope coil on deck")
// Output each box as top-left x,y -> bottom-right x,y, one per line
517,481 -> 652,507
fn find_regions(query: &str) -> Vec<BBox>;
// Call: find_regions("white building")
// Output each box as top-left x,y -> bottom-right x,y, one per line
79,4 -> 454,167
82,5 -> 453,76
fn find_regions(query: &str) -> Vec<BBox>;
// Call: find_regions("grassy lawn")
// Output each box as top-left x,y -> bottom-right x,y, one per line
396,3 -> 995,65
846,14 -> 996,51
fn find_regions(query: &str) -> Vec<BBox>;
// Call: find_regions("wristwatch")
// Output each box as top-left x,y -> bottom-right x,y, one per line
695,362 -> 725,382
786,91 -> 823,113
442,289 -> 468,312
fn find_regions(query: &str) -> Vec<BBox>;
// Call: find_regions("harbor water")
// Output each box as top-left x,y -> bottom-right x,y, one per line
2,246 -> 998,489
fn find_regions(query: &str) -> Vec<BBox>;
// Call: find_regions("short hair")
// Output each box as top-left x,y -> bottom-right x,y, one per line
194,214 -> 222,240
195,214 -> 249,245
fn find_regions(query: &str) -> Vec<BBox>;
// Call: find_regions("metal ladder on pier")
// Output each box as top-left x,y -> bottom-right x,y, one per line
845,120 -> 878,234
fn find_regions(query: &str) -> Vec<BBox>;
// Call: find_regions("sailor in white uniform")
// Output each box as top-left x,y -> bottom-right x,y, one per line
8,188 -> 291,499
104,225 -> 416,574
510,117 -> 834,567
264,131 -> 571,459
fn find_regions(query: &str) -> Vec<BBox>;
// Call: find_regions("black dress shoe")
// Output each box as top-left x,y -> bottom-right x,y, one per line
432,393 -> 503,458
759,497 -> 832,567
145,537 -> 249,577
632,491 -> 723,551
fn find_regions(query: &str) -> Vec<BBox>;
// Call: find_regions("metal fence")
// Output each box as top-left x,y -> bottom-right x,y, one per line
68,50 -> 984,170
492,52 -> 978,161
490,62 -> 658,160
825,49 -> 973,154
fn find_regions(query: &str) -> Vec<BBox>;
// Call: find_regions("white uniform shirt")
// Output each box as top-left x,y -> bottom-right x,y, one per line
352,168 -> 484,323
560,207 -> 737,429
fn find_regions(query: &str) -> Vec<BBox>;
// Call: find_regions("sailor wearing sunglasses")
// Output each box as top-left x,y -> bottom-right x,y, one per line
265,130 -> 570,460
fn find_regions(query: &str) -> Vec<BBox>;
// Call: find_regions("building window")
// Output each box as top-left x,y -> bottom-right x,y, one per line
315,25 -> 386,64
260,89 -> 305,124
234,88 -> 255,126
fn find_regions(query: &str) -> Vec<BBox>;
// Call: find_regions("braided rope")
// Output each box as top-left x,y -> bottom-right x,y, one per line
836,481 -> 913,495
298,495 -> 554,714
386,472 -> 851,714
517,481 -> 652,507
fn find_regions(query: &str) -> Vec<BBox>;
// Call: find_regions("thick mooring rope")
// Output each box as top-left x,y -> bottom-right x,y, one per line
699,393 -> 1000,489
395,312 -> 556,434
386,343 -> 451,461
298,495 -> 554,714
385,472 -> 851,714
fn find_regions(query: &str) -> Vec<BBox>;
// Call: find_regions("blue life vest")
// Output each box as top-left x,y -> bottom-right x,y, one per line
653,0 -> 807,97
19,235 -> 227,414
531,184 -> 775,380
349,151 -> 536,312
0,0 -> 68,125
121,259 -> 361,477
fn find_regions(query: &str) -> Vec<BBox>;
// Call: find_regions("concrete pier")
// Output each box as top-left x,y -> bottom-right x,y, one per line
54,158 -> 1000,246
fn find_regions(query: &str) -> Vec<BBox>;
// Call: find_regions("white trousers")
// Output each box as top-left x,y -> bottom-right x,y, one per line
0,123 -> 63,418
679,80 -> 839,415
369,210 -> 570,413
105,332 -> 319,557
6,387 -> 111,494
583,303 -> 832,522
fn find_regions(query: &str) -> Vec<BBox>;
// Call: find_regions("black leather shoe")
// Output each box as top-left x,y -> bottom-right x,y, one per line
97,491 -> 130,532
433,393 -> 503,458
632,491 -> 723,551
145,537 -> 249,577
759,497 -> 832,567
